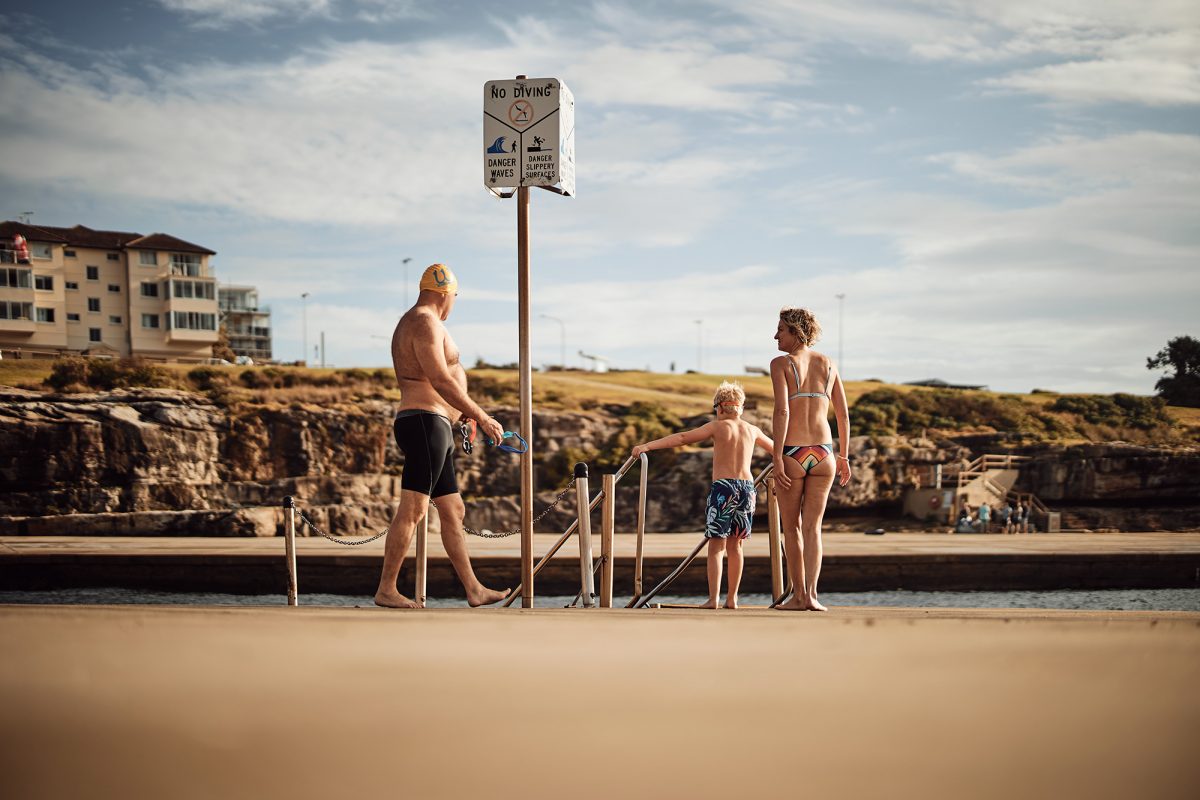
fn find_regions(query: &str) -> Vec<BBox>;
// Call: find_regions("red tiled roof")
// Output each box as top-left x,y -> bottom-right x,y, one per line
125,233 -> 216,256
0,221 -> 69,243
1,221 -> 215,254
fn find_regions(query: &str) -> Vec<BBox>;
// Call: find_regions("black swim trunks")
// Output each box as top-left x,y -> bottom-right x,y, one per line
394,410 -> 459,498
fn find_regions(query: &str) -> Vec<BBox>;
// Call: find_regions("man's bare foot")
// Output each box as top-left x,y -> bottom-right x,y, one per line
700,598 -> 718,609
466,586 -> 510,607
724,600 -> 739,610
774,597 -> 806,611
803,596 -> 828,612
374,590 -> 419,609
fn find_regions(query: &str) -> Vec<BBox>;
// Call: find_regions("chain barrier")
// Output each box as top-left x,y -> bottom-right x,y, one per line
294,476 -> 578,545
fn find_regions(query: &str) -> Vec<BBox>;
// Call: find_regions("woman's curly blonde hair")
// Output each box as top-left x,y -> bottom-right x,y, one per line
779,307 -> 822,347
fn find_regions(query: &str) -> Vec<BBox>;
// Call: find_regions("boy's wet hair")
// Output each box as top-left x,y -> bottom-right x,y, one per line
712,380 -> 746,409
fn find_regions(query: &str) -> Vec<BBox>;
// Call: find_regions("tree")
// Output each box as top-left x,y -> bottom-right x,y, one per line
1147,335 -> 1200,407
212,323 -> 237,363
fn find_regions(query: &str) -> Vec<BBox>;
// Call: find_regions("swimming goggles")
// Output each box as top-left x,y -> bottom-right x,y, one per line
458,419 -> 528,455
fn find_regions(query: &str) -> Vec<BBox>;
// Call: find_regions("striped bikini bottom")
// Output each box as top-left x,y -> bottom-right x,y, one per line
782,443 -> 834,474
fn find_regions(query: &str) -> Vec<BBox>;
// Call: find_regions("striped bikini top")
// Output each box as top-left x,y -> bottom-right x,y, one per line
787,356 -> 832,400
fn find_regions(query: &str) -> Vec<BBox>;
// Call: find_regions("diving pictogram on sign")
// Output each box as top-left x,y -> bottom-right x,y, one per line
508,100 -> 533,127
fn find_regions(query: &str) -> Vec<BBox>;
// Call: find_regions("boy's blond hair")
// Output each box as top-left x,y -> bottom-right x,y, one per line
712,380 -> 746,409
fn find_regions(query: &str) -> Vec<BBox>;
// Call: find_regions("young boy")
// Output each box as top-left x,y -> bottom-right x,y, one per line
631,381 -> 773,609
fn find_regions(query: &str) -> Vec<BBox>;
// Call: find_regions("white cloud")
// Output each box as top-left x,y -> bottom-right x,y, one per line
156,0 -> 335,26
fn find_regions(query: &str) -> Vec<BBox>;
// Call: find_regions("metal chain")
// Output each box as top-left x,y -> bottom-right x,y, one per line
294,476 -> 578,544
444,479 -> 577,539
297,510 -> 390,546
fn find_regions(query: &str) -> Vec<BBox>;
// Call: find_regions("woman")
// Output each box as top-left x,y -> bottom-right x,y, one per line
770,307 -> 852,611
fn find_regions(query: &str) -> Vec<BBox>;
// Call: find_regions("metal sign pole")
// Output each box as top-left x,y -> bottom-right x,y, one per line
518,182 -> 534,608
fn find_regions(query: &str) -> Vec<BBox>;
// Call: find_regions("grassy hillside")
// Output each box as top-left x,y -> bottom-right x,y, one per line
2,359 -> 1197,445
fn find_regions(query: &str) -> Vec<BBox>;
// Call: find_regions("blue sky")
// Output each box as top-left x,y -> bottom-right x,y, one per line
1,0 -> 1197,393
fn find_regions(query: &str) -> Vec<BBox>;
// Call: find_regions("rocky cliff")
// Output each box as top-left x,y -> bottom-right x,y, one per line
1,388 -> 1197,535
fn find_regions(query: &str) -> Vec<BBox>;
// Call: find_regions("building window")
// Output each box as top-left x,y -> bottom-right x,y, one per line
65,281 -> 79,290
2,267 -> 33,288
64,249 -> 77,258
108,284 -> 121,293
67,313 -> 80,322
141,313 -> 160,329
140,282 -> 158,297
36,307 -> 55,323
106,253 -> 119,261
89,328 -> 101,342
0,301 -> 33,320
1,267 -> 32,287
171,311 -> 216,331
86,266 -> 99,280
31,243 -> 52,260
169,254 -> 202,276
88,298 -> 100,312
171,279 -> 215,300
139,251 -> 157,266
34,275 -> 53,291
109,315 -> 122,325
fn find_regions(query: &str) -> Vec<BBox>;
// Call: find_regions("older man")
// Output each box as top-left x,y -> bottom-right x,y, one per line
375,263 -> 509,608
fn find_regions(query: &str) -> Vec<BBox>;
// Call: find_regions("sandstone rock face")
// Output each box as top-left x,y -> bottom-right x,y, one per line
1,388 -> 1196,535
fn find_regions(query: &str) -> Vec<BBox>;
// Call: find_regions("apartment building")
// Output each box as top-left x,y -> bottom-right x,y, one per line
0,221 -> 218,361
218,284 -> 272,362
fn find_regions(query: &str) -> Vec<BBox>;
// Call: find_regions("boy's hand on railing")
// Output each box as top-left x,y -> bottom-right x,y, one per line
631,444 -> 649,458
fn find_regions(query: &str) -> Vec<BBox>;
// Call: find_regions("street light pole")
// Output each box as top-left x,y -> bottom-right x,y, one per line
540,313 -> 566,369
835,293 -> 845,376
694,319 -> 703,373
403,257 -> 413,307
301,292 -> 309,366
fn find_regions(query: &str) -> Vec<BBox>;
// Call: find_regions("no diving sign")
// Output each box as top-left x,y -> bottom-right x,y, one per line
484,78 -> 575,197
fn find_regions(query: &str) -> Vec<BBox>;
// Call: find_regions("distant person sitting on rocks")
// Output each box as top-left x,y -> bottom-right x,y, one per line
630,381 -> 773,610
375,263 -> 510,609
955,505 -> 975,533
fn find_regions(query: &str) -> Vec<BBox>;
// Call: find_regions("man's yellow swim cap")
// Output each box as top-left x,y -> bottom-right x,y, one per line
419,263 -> 458,295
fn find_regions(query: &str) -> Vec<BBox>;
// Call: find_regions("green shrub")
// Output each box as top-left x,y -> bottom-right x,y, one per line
46,356 -> 171,392
1049,393 -> 1171,430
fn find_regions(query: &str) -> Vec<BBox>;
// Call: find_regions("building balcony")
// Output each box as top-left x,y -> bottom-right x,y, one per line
0,317 -> 37,334
167,328 -> 218,343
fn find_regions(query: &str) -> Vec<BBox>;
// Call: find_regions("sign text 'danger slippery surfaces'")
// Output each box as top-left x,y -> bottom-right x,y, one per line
483,78 -> 575,197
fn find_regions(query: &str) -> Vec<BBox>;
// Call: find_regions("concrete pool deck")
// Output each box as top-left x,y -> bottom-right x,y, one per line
1,604 -> 1197,800
3,531 -> 1199,596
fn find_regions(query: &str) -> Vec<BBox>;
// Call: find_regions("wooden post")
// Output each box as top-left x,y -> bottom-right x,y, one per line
283,496 -> 298,606
600,473 -> 615,608
517,181 -> 534,607
634,453 -> 648,599
414,512 -> 428,608
767,477 -> 784,604
575,462 -> 594,607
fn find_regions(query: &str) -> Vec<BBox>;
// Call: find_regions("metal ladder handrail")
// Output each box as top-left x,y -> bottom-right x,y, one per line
501,452 -> 649,608
631,461 -> 777,609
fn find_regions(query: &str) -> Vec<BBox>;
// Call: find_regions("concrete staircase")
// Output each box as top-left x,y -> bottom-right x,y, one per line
904,454 -> 1060,531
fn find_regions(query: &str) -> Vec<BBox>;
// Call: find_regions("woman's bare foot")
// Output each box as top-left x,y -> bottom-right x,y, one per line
774,597 -> 806,611
466,586 -> 510,607
724,600 -> 739,610
803,596 -> 828,612
700,598 -> 719,609
374,590 -> 419,609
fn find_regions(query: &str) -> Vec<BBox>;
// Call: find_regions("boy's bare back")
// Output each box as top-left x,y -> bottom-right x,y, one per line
709,418 -> 770,482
